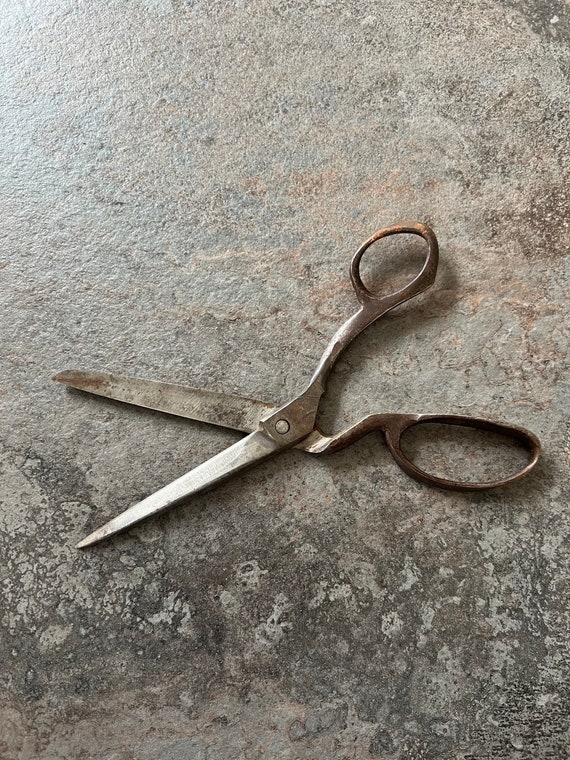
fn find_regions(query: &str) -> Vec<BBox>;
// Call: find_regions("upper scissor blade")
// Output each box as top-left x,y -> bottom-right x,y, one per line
53,370 -> 276,434
76,429 -> 281,548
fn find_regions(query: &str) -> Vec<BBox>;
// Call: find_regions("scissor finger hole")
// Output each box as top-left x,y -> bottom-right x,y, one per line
355,232 -> 430,301
399,422 -> 536,486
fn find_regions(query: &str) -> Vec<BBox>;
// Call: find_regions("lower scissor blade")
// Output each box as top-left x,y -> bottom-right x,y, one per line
76,429 -> 281,548
53,370 -> 276,434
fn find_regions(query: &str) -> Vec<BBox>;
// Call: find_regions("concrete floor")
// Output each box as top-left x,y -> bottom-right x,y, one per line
1,1 -> 569,758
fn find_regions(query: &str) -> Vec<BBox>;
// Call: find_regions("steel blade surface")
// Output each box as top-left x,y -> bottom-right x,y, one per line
76,430 -> 281,547
53,370 -> 276,433
53,370 -> 335,454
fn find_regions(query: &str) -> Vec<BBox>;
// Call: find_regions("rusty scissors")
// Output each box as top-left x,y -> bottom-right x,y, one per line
54,222 -> 541,548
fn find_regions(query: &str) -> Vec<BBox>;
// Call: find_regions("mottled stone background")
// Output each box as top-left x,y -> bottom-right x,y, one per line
1,1 -> 568,758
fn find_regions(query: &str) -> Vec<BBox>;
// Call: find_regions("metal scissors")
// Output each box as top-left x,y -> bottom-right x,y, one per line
54,222 -> 541,548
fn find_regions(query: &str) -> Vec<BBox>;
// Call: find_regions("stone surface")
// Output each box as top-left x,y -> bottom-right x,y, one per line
1,1 -> 568,758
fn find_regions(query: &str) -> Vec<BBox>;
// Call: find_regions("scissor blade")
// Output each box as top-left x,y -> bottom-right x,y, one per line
53,370 -> 276,434
76,429 -> 281,548
53,370 -> 335,456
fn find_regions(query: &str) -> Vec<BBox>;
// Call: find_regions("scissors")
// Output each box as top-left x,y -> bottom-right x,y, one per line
54,222 -> 541,548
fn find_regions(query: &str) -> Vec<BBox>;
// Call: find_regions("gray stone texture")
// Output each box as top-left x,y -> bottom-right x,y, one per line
1,1 -> 568,758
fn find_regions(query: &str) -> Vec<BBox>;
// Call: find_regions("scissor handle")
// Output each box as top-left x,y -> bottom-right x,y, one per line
309,413 -> 541,490
350,222 -> 439,306
308,222 -> 438,394
386,414 -> 541,490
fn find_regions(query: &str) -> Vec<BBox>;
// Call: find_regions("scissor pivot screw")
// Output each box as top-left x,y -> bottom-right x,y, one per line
275,419 -> 291,434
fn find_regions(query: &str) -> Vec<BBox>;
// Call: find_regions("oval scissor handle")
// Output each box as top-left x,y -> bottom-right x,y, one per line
384,414 -> 541,491
350,221 -> 439,307
309,222 -> 439,393
302,413 -> 541,490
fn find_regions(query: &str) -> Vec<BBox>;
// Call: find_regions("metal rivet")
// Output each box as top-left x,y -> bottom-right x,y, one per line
275,419 -> 290,434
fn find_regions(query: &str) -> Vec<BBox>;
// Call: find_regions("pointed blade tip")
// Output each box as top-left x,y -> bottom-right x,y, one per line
76,530 -> 105,549
53,369 -> 84,384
